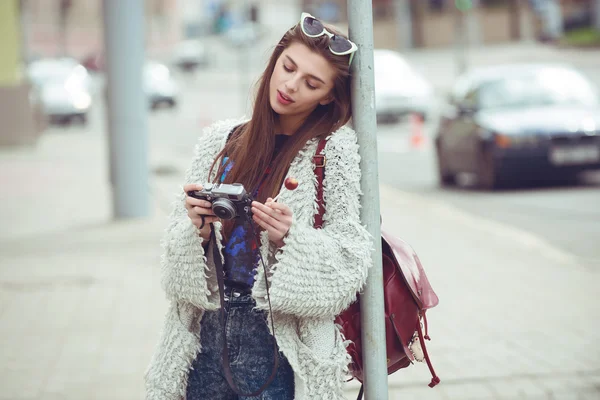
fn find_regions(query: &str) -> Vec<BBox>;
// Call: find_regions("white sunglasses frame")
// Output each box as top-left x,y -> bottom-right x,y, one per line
300,12 -> 357,66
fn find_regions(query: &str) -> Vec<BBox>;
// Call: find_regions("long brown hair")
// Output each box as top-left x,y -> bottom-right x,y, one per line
208,22 -> 353,206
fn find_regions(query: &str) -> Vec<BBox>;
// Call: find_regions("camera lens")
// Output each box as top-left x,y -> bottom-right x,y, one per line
212,198 -> 237,220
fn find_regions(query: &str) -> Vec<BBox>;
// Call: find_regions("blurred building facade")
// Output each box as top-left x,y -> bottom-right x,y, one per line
303,0 -> 598,49
0,0 -> 44,146
22,0 -> 182,59
19,1 -> 599,57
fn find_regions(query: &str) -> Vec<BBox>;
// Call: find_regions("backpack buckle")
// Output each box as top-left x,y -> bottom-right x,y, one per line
313,155 -> 326,168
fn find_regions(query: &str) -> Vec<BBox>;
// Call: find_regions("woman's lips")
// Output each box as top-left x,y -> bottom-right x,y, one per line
277,90 -> 294,106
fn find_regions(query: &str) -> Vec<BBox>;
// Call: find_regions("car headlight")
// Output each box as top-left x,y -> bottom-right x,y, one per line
72,92 -> 92,110
494,133 -> 541,148
510,135 -> 542,146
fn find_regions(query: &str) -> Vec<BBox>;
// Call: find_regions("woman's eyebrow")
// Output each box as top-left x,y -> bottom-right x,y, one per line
284,55 -> 326,84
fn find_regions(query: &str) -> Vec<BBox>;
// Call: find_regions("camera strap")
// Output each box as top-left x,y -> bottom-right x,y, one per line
210,223 -> 279,397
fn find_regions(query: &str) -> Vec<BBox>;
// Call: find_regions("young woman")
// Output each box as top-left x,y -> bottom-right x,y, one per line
145,13 -> 373,400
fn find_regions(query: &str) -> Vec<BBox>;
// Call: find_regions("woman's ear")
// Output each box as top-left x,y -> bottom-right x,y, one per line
319,95 -> 334,106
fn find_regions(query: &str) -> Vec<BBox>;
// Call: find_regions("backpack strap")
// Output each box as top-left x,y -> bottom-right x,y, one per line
417,311 -> 441,388
313,137 -> 327,229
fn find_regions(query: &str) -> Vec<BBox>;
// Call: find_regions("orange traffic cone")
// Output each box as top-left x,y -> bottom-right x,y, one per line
409,113 -> 426,149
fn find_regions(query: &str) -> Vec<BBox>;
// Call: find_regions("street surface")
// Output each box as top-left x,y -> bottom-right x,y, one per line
1,3 -> 600,399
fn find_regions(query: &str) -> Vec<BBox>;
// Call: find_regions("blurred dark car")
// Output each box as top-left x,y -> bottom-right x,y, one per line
435,64 -> 600,189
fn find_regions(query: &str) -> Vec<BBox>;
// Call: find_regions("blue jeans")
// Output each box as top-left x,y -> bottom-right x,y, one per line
186,289 -> 295,400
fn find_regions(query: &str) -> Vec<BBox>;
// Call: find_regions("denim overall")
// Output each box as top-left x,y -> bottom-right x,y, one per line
186,287 -> 295,400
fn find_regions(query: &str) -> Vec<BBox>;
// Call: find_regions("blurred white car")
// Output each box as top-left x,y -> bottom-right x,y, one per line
145,61 -> 179,110
172,40 -> 209,72
27,58 -> 93,124
374,49 -> 436,122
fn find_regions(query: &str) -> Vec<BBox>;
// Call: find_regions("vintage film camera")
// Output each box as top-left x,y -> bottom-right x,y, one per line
187,183 -> 253,220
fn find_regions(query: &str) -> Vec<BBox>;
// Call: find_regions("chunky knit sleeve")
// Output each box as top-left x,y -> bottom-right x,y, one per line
160,119 -> 240,308
254,128 -> 373,319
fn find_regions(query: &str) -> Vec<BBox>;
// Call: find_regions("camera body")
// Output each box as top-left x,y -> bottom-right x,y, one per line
187,183 -> 253,220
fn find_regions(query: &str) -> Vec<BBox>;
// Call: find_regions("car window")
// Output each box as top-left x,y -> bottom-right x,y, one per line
478,68 -> 599,109
374,52 -> 413,76
28,59 -> 84,86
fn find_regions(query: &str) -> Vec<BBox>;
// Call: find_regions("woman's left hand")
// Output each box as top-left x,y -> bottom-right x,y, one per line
251,198 -> 293,247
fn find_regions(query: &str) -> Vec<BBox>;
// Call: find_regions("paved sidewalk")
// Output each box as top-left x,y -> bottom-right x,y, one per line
2,121 -> 600,399
6,4 -> 599,398
345,184 -> 600,400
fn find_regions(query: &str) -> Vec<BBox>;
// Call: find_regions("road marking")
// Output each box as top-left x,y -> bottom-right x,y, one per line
379,185 -> 583,268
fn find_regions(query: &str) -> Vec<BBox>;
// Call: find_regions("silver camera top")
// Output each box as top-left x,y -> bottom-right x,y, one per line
210,183 -> 246,201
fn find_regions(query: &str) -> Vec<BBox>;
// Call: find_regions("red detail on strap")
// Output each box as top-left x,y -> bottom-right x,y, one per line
313,138 -> 327,229
423,312 -> 431,341
429,376 -> 441,388
416,315 -> 440,388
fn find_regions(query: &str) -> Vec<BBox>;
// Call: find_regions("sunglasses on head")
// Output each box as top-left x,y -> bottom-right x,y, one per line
300,12 -> 357,66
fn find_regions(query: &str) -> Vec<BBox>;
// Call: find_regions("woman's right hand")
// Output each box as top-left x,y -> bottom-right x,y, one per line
183,183 -> 220,242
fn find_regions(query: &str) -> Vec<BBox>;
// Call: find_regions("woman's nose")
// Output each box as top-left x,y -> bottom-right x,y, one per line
285,78 -> 299,93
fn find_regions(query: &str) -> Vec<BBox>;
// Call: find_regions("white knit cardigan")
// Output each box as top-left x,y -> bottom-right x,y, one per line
145,118 -> 373,400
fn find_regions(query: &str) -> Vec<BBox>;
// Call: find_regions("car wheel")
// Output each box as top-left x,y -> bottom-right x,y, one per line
477,148 -> 502,190
75,114 -> 88,125
377,114 -> 400,125
435,142 -> 455,186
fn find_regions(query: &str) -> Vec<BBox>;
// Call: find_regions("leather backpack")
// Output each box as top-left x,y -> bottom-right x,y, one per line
312,138 -> 441,398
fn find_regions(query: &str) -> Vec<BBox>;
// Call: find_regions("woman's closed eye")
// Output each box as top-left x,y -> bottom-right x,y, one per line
306,81 -> 317,90
283,64 -> 318,90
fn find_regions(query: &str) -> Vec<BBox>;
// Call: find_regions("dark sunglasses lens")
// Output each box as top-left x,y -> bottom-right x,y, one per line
303,16 -> 324,36
330,36 -> 353,53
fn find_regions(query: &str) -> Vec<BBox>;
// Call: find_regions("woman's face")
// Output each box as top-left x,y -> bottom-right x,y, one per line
269,42 -> 337,125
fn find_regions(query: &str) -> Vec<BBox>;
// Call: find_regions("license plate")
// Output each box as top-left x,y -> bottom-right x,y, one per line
549,145 -> 600,165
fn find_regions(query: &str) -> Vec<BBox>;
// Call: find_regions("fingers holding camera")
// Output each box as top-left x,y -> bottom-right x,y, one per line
191,208 -> 220,226
184,184 -> 219,241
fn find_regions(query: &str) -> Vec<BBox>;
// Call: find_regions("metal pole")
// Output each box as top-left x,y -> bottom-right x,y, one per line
466,0 -> 480,47
19,0 -> 30,64
594,0 -> 600,31
517,0 -> 534,42
241,1 -> 249,114
58,10 -> 66,56
347,1 -> 388,399
102,0 -> 150,219
454,7 -> 468,77
394,0 -> 413,50
544,0 -> 563,40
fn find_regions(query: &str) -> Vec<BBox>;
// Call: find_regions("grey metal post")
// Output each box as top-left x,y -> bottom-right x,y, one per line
102,0 -> 150,218
454,7 -> 468,77
347,1 -> 388,399
466,0 -> 481,47
518,0 -> 534,42
543,0 -> 563,40
241,1 -> 250,115
594,0 -> 600,30
19,0 -> 30,64
394,0 -> 413,50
